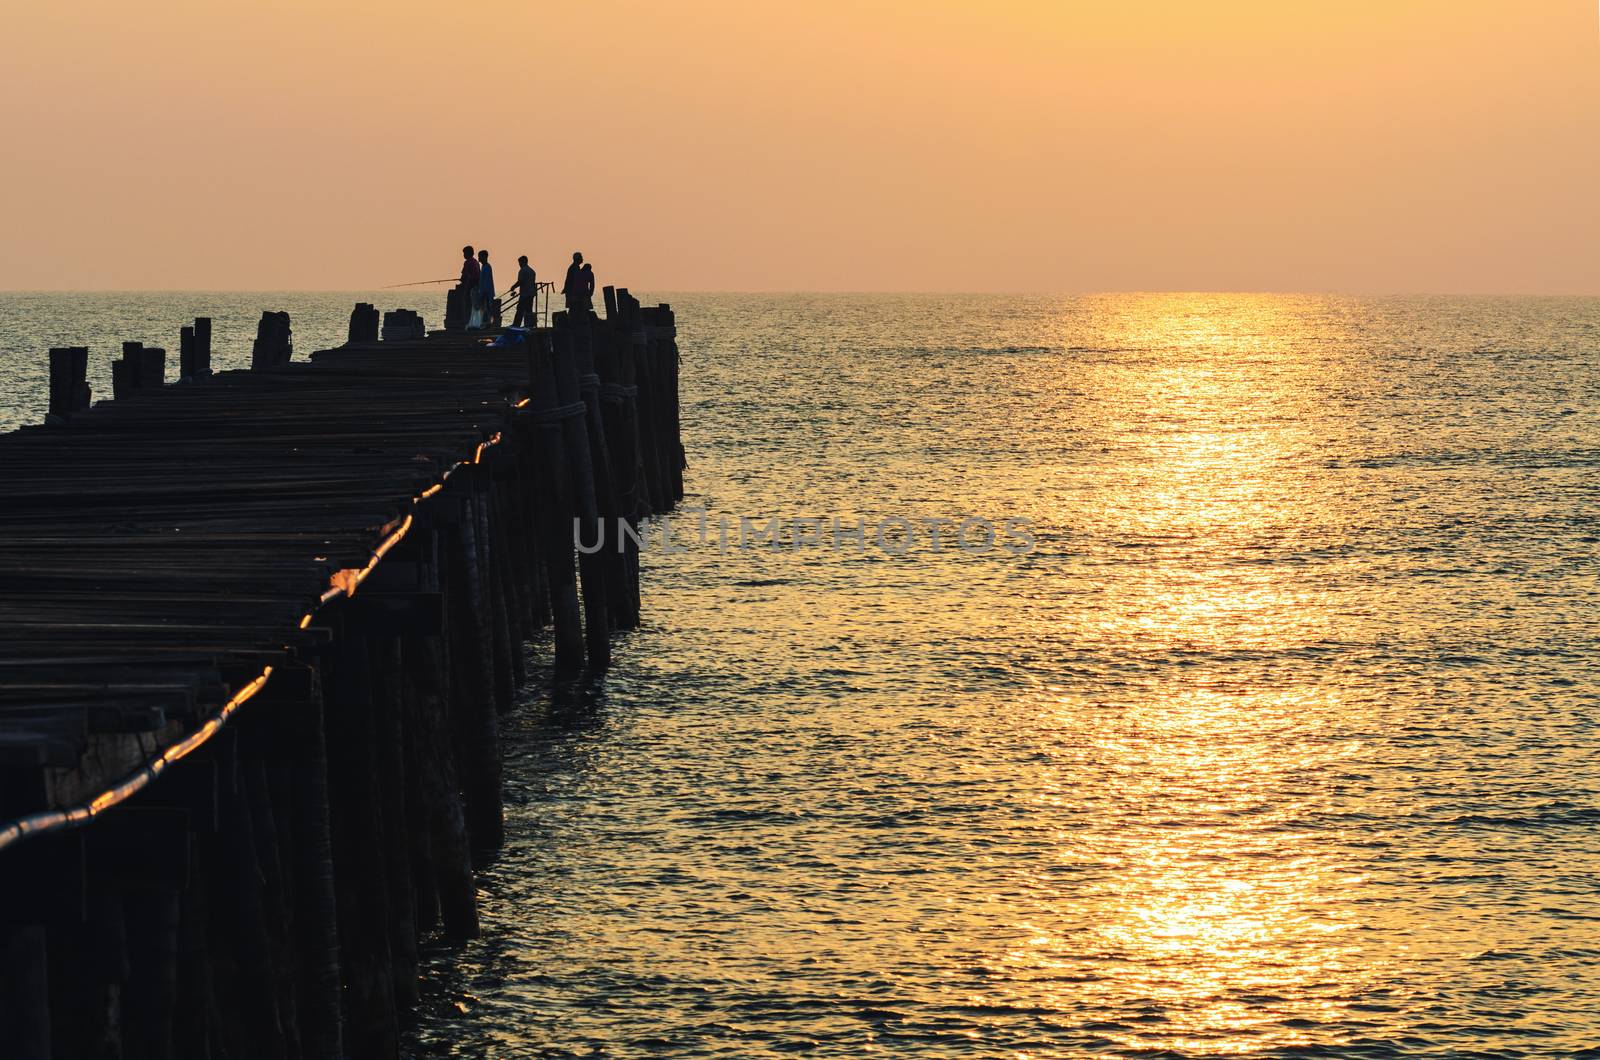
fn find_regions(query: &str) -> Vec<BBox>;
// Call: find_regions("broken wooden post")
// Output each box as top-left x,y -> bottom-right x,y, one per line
194,316 -> 212,376
348,302 -> 380,344
46,347 -> 89,423
180,325 -> 198,380
380,309 -> 425,341
137,346 -> 166,390
111,341 -> 163,399
251,311 -> 292,369
443,288 -> 466,332
657,304 -> 686,503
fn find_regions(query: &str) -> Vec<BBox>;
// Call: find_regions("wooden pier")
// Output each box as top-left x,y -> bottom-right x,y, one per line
0,290 -> 684,1058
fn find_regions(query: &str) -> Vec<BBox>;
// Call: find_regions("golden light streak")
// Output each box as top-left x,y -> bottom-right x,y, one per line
323,513 -> 415,602
0,666 -> 274,852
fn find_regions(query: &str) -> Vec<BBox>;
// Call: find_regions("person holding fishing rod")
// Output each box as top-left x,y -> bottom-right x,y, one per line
459,245 -> 483,328
508,255 -> 538,329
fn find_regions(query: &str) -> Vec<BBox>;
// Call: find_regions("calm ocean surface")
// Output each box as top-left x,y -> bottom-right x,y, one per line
2,293 -> 1598,1057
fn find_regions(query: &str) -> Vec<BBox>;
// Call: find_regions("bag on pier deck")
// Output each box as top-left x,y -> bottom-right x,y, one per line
489,327 -> 529,348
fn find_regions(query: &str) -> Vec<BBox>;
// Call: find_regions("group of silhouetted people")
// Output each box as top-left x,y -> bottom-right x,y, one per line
457,246 -> 596,331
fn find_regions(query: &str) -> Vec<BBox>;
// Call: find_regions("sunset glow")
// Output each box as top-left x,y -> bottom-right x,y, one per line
4,1 -> 1599,291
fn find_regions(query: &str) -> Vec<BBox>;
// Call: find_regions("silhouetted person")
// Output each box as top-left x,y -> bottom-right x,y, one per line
562,252 -> 591,313
478,249 -> 498,327
581,263 -> 595,306
509,254 -> 537,328
460,245 -> 482,329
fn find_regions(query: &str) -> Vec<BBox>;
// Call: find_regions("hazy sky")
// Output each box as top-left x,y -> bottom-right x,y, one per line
4,1 -> 1599,292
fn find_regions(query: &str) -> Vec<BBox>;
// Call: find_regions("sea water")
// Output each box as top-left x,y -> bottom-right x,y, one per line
3,292 -> 1597,1057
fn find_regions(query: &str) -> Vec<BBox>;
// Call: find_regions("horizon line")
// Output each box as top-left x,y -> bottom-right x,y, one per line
5,288 -> 1600,299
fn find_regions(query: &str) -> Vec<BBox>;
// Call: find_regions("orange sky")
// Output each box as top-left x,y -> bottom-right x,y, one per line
3,1 -> 1598,292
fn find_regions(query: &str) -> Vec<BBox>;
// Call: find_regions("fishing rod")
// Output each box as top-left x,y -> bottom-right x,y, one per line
381,277 -> 457,289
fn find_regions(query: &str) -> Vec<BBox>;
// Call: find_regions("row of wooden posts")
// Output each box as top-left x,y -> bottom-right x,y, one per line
0,291 -> 685,1059
47,312 -> 292,415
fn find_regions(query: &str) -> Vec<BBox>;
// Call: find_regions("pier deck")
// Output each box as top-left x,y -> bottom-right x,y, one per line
0,294 -> 683,1059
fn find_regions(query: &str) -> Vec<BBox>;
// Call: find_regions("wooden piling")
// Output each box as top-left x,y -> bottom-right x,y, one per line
581,315 -> 636,629
180,325 -> 198,381
369,636 -> 420,1013
251,312 -> 292,370
46,881 -> 126,1059
596,298 -> 647,627
111,807 -> 189,1059
113,341 -> 142,400
325,629 -> 400,1059
47,346 -> 89,422
205,731 -> 287,1060
654,305 -> 686,504
443,288 -> 466,332
265,670 -> 343,1060
400,620 -> 478,940
349,303 -> 380,345
0,924 -> 51,1060
241,740 -> 300,1052
444,485 -> 506,858
525,332 -> 588,677
138,347 -> 167,390
193,317 -> 212,376
552,314 -> 611,671
380,309 -> 425,342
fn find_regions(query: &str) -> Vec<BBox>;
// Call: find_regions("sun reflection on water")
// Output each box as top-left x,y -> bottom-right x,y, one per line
1030,296 -> 1373,1052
